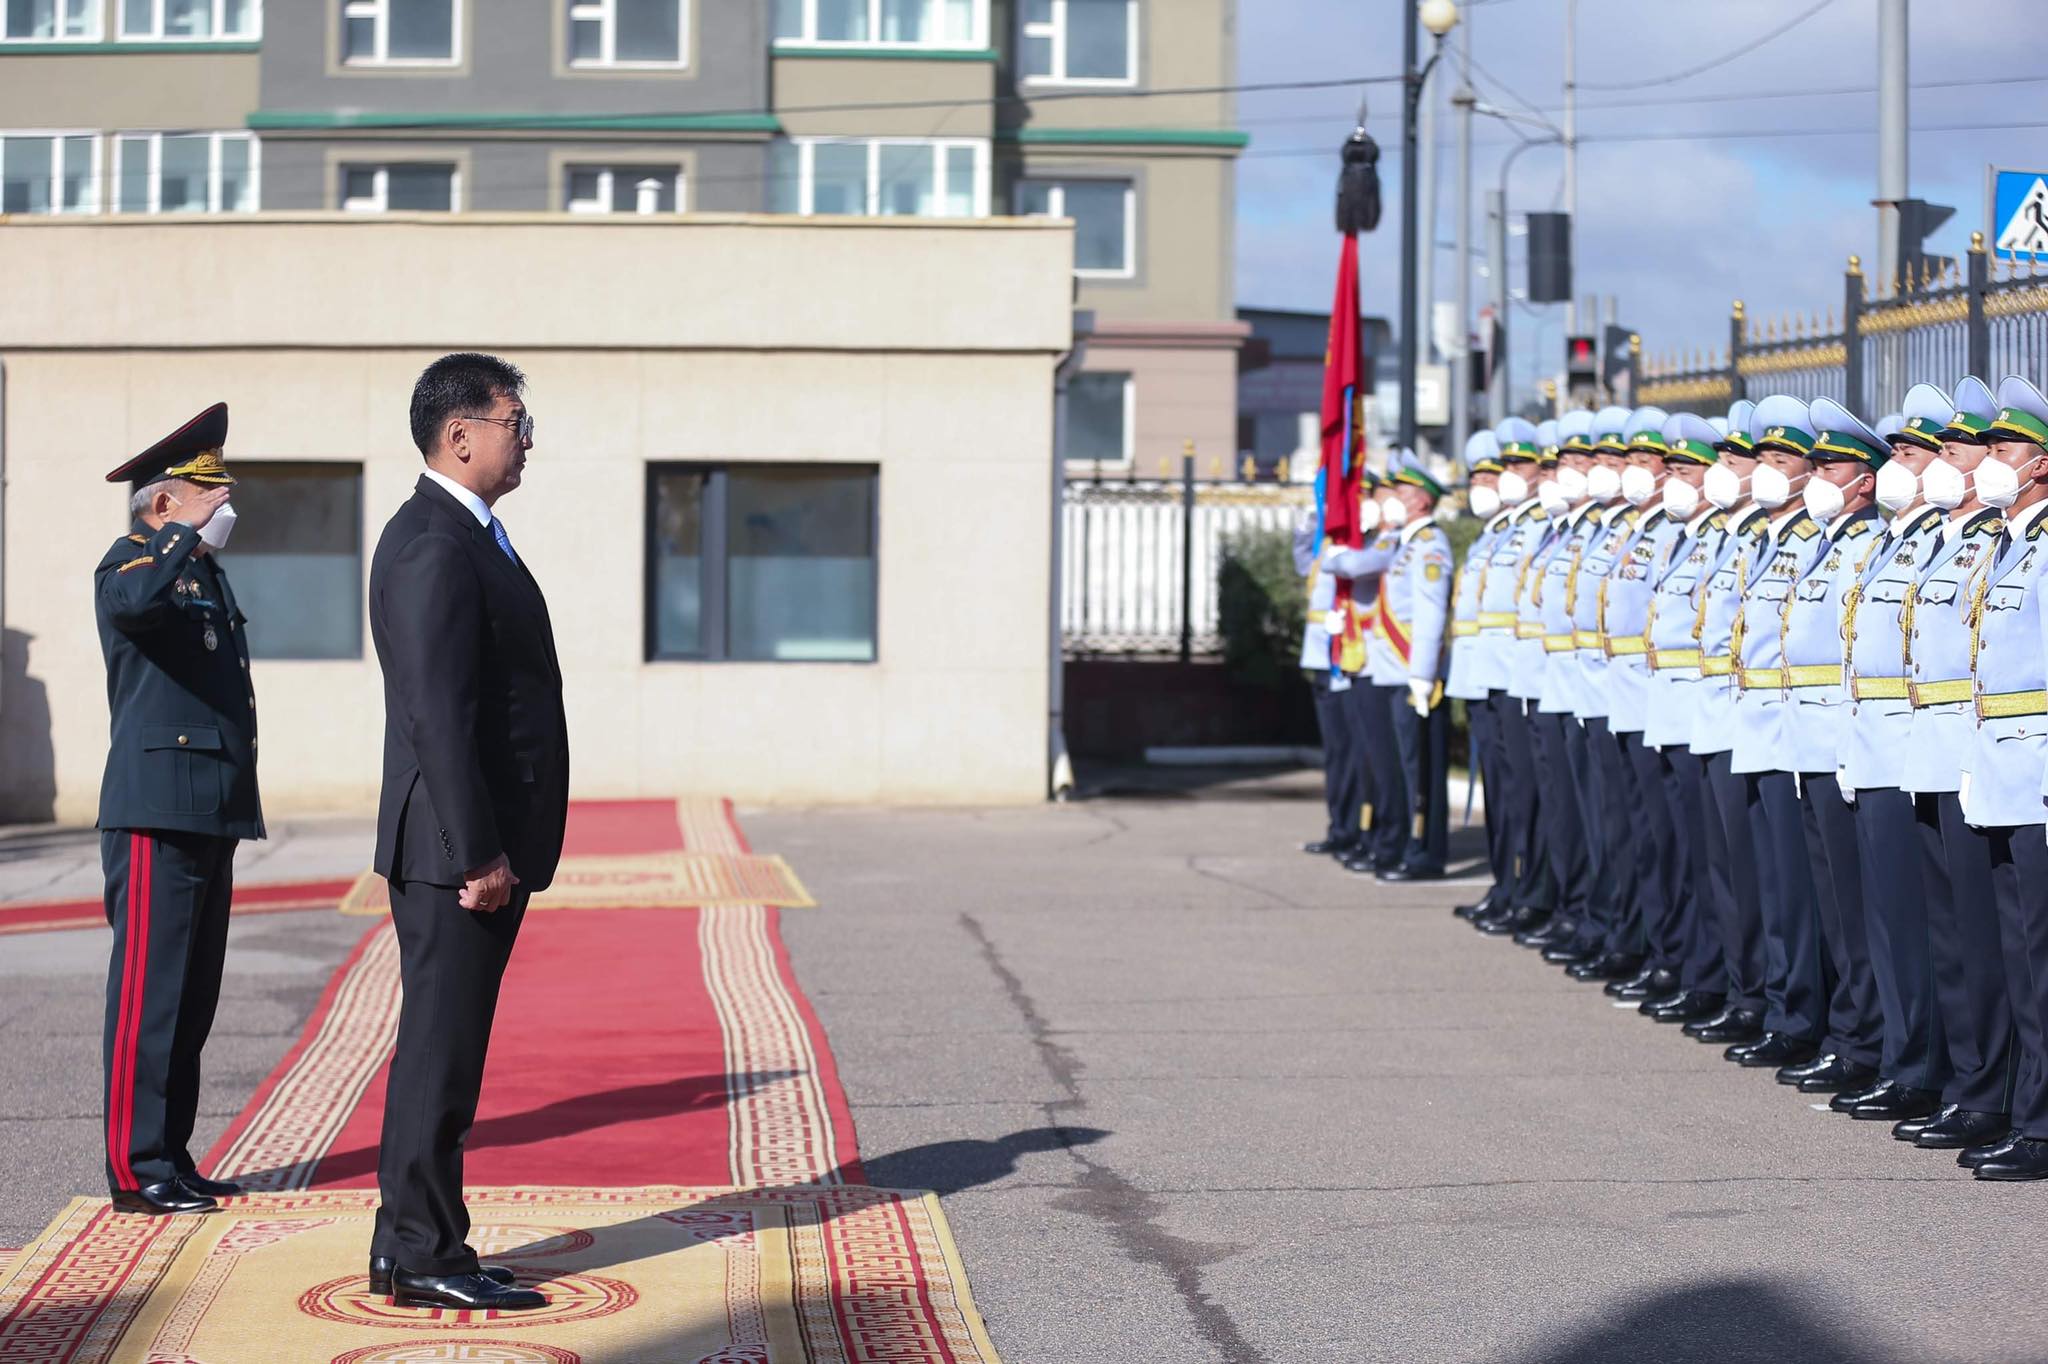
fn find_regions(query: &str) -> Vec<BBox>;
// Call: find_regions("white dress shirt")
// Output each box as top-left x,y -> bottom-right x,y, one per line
424,467 -> 494,528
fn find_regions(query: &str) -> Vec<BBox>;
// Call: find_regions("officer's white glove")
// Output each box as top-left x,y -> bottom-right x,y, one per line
1357,500 -> 1382,533
1837,773 -> 1856,806
1408,678 -> 1434,716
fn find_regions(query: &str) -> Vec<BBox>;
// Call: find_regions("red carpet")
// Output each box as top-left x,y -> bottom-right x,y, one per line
0,878 -> 356,937
205,799 -> 864,1191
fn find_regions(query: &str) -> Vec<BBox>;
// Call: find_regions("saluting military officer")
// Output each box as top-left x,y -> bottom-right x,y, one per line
1327,475 -> 1406,875
95,403 -> 265,1216
1831,382 -> 1958,1126
1446,434 -> 1514,917
1958,375 -> 2048,1180
1376,453 -> 1455,880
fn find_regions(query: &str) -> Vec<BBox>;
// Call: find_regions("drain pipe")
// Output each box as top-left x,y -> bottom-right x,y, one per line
1047,309 -> 1093,802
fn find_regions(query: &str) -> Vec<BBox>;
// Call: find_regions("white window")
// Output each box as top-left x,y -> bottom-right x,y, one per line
1066,370 -> 1133,464
773,0 -> 983,47
567,0 -> 686,65
341,0 -> 457,63
0,131 -> 99,214
1016,177 -> 1134,277
565,164 -> 685,213
769,137 -> 986,218
340,162 -> 458,211
1019,0 -> 1134,85
4,0 -> 99,40
120,0 -> 260,39
113,132 -> 258,212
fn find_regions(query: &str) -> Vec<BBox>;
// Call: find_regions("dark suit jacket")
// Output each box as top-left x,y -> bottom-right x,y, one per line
369,475 -> 569,891
94,519 -> 265,839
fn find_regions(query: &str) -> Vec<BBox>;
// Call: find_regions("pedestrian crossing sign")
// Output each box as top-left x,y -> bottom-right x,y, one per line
1992,169 -> 2048,261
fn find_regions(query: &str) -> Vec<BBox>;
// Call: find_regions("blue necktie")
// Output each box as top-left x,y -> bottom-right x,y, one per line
491,518 -> 519,565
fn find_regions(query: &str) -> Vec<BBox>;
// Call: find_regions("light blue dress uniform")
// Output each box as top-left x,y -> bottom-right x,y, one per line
1688,506 -> 1770,757
1505,503 -> 1558,705
1841,505 -> 1947,792
1446,504 -> 1514,703
1538,505 -> 1602,717
1729,505 -> 1831,777
1776,507 -> 1881,776
1298,533 -> 1339,671
1387,513 -> 1456,691
1383,456 -> 1457,873
1961,498 -> 2048,828
1605,505 -> 1684,736
1570,503 -> 1638,721
1360,523 -> 1413,688
1900,506 -> 2006,797
1642,506 -> 1725,750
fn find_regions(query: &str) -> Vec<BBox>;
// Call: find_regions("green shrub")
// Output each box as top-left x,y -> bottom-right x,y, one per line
1217,524 -> 1307,688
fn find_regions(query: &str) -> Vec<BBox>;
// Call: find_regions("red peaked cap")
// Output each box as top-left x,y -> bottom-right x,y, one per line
104,402 -> 235,488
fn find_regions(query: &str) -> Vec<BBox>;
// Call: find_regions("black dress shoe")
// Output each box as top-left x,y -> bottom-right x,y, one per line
1973,1135 -> 2048,1181
1478,906 -> 1544,937
1958,1131 -> 2024,1171
1915,1108 -> 2011,1150
1735,1033 -> 1818,1068
1838,1084 -> 1944,1124
1646,990 -> 1723,1022
175,1171 -> 243,1199
1452,895 -> 1495,921
1541,939 -> 1596,965
1791,1057 -> 1878,1094
1342,854 -> 1385,875
1608,966 -> 1677,1001
1516,917 -> 1575,948
370,1255 -> 518,1297
1377,864 -> 1444,883
110,1180 -> 216,1216
1302,838 -> 1353,855
1569,951 -> 1642,982
1687,1007 -> 1765,1045
391,1268 -> 547,1312
1892,1105 -> 1950,1139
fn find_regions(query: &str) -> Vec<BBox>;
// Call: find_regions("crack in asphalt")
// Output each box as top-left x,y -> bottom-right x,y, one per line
1183,856 -> 1313,910
959,912 -> 1269,1364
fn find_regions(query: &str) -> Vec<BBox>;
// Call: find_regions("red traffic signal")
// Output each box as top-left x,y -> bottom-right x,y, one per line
1566,334 -> 1597,386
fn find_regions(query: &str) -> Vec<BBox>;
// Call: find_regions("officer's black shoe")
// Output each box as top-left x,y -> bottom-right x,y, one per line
1836,1083 -> 1941,1123
1472,902 -> 1520,933
1478,906 -> 1543,937
1569,951 -> 1643,983
1889,1102 -> 1951,1137
391,1269 -> 547,1312
1453,891 -> 1497,921
1734,1033 -> 1816,1068
1517,916 -> 1575,949
1341,853 -> 1385,875
175,1171 -> 243,1199
1607,966 -> 1675,1000
110,1180 -> 217,1216
1686,1007 -> 1765,1045
1914,1108 -> 2011,1150
1301,838 -> 1349,856
1646,990 -> 1723,1022
1957,1131 -> 2024,1171
1377,864 -> 1444,883
1973,1136 -> 2048,1181
1540,939 -> 1596,966
370,1256 -> 518,1298
1789,1056 -> 1878,1094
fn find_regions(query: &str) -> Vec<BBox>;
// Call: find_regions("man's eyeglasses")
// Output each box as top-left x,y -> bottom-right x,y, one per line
465,412 -> 534,442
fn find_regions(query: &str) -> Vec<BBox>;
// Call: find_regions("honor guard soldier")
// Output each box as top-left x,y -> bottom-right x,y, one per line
1897,375 -> 2014,1155
1377,452 -> 1455,880
1959,375 -> 2048,1180
1832,382 -> 1958,1126
1297,491 -> 1365,859
1325,477 -> 1406,874
1472,420 -> 1559,937
1445,434 -> 1513,917
1762,398 -> 1888,1098
95,403 -> 265,1216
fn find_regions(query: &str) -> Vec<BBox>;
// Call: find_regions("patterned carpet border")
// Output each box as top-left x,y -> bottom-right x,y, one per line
336,851 -> 815,916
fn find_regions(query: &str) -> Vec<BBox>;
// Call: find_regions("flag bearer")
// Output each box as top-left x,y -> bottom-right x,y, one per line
1328,478 -> 1405,875
1376,452 -> 1455,880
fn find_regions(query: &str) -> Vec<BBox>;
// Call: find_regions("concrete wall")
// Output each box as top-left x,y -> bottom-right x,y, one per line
0,51 -> 259,130
771,53 -> 995,139
0,213 -> 1074,820
257,136 -> 767,211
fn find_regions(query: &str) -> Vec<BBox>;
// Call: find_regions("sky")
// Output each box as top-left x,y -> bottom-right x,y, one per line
1230,0 -> 2048,409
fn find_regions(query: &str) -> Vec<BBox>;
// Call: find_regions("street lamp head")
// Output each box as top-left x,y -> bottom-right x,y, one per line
1420,0 -> 1460,38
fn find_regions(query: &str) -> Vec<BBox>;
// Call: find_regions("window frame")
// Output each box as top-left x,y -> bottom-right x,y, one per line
218,460 -> 367,663
113,130 -> 260,213
564,0 -> 689,69
1015,175 -> 1136,278
2,0 -> 101,41
1064,369 -> 1135,467
337,159 -> 461,212
562,163 -> 687,214
0,129 -> 102,215
118,0 -> 262,41
1019,0 -> 1136,87
339,0 -> 461,66
643,462 -> 882,665
779,136 -> 988,218
773,0 -> 988,50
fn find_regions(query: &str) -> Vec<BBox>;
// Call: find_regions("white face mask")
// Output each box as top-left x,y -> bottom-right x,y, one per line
1538,480 -> 1570,515
1555,466 -> 1590,501
1497,469 -> 1530,503
1921,455 -> 1967,511
1620,465 -> 1658,506
1587,465 -> 1623,501
1468,484 -> 1502,520
1974,454 -> 2023,510
1802,475 -> 1845,525
168,495 -> 238,550
1875,459 -> 1919,514
1751,463 -> 1799,510
1356,498 -> 1381,533
1703,463 -> 1746,510
1662,478 -> 1701,519
1380,497 -> 1410,528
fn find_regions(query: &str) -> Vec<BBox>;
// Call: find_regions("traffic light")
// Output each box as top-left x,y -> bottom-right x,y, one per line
1527,213 -> 1573,304
1566,334 -> 1598,390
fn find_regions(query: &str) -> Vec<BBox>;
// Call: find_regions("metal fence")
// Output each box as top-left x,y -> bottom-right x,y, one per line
1638,234 -> 2048,419
1062,460 -> 1312,658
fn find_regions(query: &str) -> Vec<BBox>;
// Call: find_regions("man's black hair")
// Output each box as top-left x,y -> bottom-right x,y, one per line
409,352 -> 527,458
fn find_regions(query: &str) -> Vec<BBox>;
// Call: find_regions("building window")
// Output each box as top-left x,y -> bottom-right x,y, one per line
340,162 -> 457,211
772,0 -> 982,47
4,0 -> 99,40
565,164 -> 685,213
0,132 -> 98,214
113,132 -> 258,213
647,465 -> 879,663
1019,0 -> 1134,85
768,137 -> 985,218
340,0 -> 457,63
221,463 -> 365,661
1016,177 -> 1133,276
1066,371 -> 1132,463
566,0 -> 685,66
120,0 -> 259,39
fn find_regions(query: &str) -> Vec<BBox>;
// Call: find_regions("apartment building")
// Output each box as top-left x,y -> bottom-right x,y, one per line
1,0 -> 1244,469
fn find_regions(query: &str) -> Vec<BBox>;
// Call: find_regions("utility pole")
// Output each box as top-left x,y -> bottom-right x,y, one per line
1398,0 -> 1422,452
1450,13 -> 1474,461
1876,0 -> 1908,287
1488,187 -> 1508,425
1562,0 -> 1578,354
1417,53 -> 1439,377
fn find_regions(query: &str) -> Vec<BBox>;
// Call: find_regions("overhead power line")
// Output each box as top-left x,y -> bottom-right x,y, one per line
1578,0 -> 1839,92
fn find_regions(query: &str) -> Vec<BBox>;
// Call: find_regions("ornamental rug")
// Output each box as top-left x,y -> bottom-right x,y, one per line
0,1185 -> 1000,1364
0,880 -> 358,938
335,853 -> 815,916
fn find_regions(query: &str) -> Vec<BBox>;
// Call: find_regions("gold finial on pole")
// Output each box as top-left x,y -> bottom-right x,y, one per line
1277,456 -> 1290,483
1732,298 -> 1746,320
1971,231 -> 1986,255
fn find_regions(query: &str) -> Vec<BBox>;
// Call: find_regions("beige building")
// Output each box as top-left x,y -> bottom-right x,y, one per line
0,212 -> 1075,822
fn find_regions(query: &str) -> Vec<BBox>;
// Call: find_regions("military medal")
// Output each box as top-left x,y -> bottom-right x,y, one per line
203,616 -> 219,651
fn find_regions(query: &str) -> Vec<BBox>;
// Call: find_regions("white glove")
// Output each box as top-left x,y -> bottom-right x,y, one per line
1408,678 -> 1434,716
1357,500 -> 1382,533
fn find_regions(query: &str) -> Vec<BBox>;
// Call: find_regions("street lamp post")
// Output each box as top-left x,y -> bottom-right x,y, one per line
1399,0 -> 1459,454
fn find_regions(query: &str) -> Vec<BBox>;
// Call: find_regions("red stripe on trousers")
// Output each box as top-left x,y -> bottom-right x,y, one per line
108,833 -> 149,1191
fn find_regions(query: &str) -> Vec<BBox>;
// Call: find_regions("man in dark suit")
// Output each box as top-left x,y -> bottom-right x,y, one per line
367,353 -> 568,1312
95,403 -> 265,1216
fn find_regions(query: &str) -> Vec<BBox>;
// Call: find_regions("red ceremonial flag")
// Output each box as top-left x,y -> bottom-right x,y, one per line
1319,233 -> 1365,548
